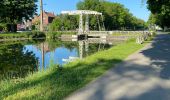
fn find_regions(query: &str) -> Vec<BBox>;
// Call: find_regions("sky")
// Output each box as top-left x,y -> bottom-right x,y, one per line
37,0 -> 150,21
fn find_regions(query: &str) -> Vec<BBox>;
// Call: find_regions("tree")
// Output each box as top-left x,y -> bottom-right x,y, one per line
49,15 -> 78,31
147,0 -> 170,28
147,14 -> 160,26
77,0 -> 146,30
77,0 -> 105,30
50,0 -> 146,31
0,0 -> 37,32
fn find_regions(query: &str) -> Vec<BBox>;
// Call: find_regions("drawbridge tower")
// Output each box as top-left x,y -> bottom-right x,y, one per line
61,10 -> 103,35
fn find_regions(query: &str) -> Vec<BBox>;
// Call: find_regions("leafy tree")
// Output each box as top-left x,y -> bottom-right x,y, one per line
147,14 -> 160,26
77,0 -> 146,30
77,0 -> 105,30
0,0 -> 37,32
49,15 -> 78,31
50,0 -> 146,31
147,0 -> 170,28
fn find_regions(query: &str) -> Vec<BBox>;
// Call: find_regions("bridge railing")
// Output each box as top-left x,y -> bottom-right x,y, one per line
60,30 -> 153,44
88,31 -> 149,34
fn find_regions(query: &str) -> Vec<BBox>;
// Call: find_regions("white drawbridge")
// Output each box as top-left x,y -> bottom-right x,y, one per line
61,10 -> 105,35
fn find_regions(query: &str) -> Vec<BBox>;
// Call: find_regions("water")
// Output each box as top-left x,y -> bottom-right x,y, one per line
0,38 -> 116,80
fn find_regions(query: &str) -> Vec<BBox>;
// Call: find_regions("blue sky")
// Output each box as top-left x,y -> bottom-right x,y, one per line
37,0 -> 150,21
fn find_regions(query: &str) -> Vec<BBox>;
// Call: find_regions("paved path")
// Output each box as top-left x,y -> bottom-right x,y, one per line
65,33 -> 170,100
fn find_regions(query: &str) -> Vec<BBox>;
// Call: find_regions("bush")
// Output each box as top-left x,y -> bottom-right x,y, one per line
0,23 -> 7,32
0,31 -> 46,40
23,31 -> 46,38
0,23 -> 17,32
46,32 -> 76,39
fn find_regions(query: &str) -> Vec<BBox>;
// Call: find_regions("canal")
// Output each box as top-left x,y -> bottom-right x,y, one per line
0,37 -> 123,80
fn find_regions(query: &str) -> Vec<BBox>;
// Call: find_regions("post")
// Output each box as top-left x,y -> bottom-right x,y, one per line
79,14 -> 83,34
85,14 -> 89,33
79,41 -> 84,59
40,0 -> 43,31
85,40 -> 89,56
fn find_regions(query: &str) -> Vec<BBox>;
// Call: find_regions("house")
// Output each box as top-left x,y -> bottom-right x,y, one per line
31,11 -> 55,30
32,11 -> 55,26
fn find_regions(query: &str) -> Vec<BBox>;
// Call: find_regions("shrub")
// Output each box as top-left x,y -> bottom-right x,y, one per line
0,23 -> 7,32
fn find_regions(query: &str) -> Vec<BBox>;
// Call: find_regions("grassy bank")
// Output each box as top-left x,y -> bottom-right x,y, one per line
0,31 -> 76,41
46,31 -> 76,39
0,31 -> 45,40
0,40 -> 146,100
112,32 -> 140,36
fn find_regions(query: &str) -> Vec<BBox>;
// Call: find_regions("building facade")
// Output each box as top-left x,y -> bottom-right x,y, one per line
32,11 -> 55,30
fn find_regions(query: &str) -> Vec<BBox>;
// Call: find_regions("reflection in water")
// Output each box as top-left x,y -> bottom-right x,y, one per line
64,38 -> 120,60
0,38 -> 121,80
0,43 -> 38,80
24,41 -> 78,70
38,42 -> 51,70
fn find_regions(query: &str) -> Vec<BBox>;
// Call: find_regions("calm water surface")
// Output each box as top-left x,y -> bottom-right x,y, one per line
0,38 -> 116,80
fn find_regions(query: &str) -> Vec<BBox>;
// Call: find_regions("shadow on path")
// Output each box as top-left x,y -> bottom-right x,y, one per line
141,33 -> 170,79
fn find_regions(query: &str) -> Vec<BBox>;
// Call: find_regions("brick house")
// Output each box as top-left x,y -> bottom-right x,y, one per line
32,11 -> 55,30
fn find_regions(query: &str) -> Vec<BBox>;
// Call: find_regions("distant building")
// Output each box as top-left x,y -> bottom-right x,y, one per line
17,11 -> 55,31
17,19 -> 32,31
32,11 -> 55,26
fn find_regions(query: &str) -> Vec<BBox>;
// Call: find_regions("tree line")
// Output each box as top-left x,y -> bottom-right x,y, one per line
0,0 -> 153,32
50,0 -> 146,31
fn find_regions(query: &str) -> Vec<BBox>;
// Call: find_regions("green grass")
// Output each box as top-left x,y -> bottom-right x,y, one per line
0,31 -> 76,40
0,31 -> 45,40
46,31 -> 76,39
0,39 -> 146,100
112,32 -> 140,37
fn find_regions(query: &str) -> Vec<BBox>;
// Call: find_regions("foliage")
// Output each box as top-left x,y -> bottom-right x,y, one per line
0,40 -> 145,100
46,32 -> 76,39
0,43 -> 38,80
0,0 -> 37,23
147,0 -> 170,28
49,15 -> 78,31
0,23 -> 7,31
49,0 -> 146,31
77,0 -> 146,30
0,31 -> 46,39
0,0 -> 37,32
0,23 -> 18,32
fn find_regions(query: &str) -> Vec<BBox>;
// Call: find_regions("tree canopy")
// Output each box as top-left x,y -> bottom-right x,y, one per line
49,15 -> 78,31
50,0 -> 146,31
77,0 -> 146,30
0,0 -> 37,23
147,0 -> 170,28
